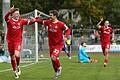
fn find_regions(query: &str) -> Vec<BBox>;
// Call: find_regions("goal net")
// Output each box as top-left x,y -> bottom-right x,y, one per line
20,9 -> 49,63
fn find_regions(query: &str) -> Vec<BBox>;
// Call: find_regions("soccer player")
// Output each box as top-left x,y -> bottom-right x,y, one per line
78,42 -> 97,63
62,35 -> 71,60
35,10 -> 70,79
4,6 -> 36,79
96,18 -> 115,67
62,23 -> 74,60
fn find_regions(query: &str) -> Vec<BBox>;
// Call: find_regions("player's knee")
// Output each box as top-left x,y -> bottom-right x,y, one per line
15,50 -> 20,57
51,55 -> 56,61
105,48 -> 109,53
11,55 -> 16,60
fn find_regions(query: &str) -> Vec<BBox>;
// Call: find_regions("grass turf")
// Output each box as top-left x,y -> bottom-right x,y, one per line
0,53 -> 120,80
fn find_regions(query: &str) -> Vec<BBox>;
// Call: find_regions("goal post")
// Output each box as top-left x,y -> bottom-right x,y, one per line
21,9 -> 49,63
35,9 -> 38,62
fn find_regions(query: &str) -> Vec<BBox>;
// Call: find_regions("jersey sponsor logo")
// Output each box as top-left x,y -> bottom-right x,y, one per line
103,31 -> 110,34
12,22 -> 21,29
12,25 -> 20,29
49,27 -> 57,32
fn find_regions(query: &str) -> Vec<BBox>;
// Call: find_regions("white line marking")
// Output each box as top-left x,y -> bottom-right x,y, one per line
0,61 -> 44,73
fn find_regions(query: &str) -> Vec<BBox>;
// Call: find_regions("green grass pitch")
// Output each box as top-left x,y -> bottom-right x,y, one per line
0,53 -> 120,80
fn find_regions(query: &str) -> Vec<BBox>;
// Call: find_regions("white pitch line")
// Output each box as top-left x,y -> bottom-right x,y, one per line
0,62 -> 40,73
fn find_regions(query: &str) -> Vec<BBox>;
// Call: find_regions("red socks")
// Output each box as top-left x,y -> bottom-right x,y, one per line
16,56 -> 20,66
104,59 -> 108,64
11,59 -> 16,71
11,56 -> 20,71
52,58 -> 61,72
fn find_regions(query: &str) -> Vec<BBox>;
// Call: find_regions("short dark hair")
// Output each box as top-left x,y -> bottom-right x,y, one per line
49,10 -> 59,18
11,8 -> 19,15
81,42 -> 86,46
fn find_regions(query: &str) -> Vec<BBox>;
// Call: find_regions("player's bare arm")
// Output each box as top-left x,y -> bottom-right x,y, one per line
5,5 -> 14,21
9,5 -> 15,13
111,32 -> 115,41
96,17 -> 104,29
30,14 -> 41,21
64,28 -> 71,42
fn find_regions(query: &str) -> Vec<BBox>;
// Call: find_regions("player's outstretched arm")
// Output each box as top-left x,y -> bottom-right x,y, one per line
22,15 -> 42,25
30,14 -> 43,23
96,18 -> 104,29
4,5 -> 14,22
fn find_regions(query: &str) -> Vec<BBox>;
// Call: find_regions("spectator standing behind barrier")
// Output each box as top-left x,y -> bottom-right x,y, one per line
1,30 -> 5,44
38,29 -> 45,51
0,44 -> 4,56
0,44 -> 11,63
90,31 -> 95,44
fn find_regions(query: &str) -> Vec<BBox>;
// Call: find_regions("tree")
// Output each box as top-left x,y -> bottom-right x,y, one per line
0,0 -> 2,23
0,0 -> 2,30
10,0 -> 120,28
111,0 -> 120,25
89,0 -> 113,25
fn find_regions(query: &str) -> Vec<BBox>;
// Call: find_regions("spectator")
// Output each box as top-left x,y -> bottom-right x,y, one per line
38,29 -> 44,51
1,30 -> 5,44
90,32 -> 95,44
0,44 -> 4,56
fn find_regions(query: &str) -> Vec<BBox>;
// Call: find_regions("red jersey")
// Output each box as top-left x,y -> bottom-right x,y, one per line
5,12 -> 32,42
99,26 -> 113,44
36,20 -> 70,48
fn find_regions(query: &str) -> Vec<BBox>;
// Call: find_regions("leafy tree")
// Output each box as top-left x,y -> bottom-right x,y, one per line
0,0 -> 2,30
10,0 -> 120,28
111,0 -> 120,25
0,0 -> 2,23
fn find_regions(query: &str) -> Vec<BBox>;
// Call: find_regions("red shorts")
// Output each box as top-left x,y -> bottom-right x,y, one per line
101,43 -> 110,53
7,40 -> 22,55
50,46 -> 63,58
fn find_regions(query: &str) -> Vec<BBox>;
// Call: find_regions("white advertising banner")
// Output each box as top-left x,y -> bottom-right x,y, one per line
80,45 -> 120,52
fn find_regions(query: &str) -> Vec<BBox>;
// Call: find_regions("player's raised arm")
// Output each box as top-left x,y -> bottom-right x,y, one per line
4,5 -> 14,22
96,18 -> 104,29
